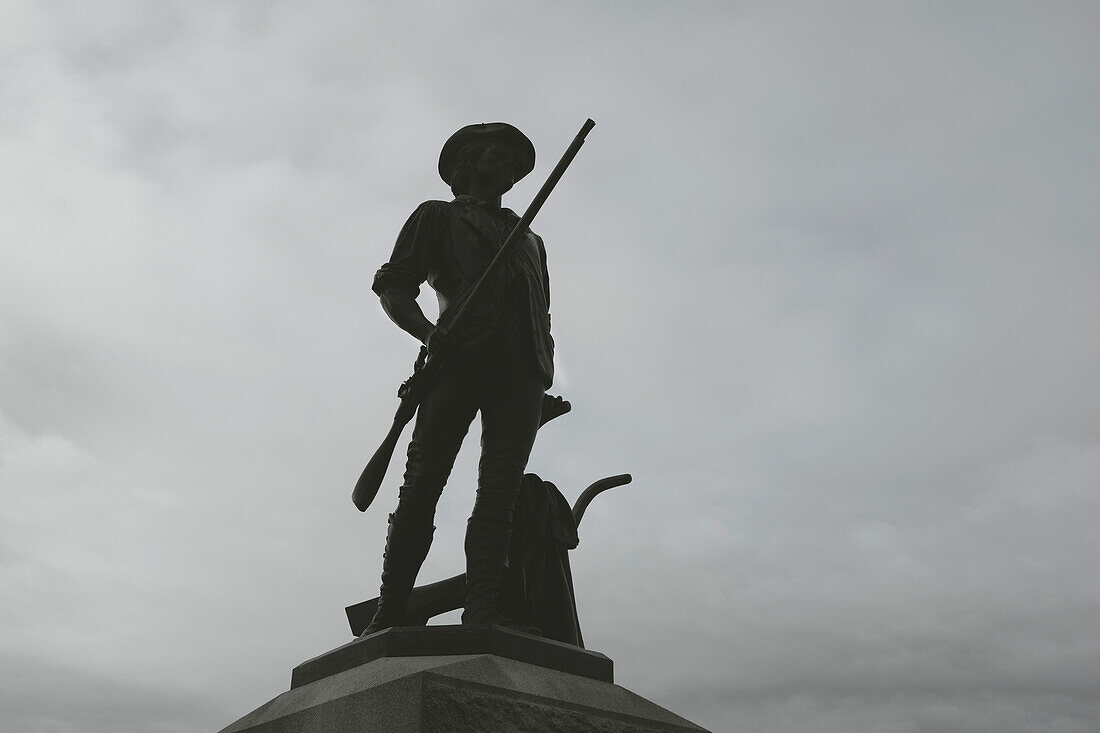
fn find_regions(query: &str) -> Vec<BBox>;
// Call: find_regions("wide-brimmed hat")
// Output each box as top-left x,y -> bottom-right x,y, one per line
438,122 -> 535,186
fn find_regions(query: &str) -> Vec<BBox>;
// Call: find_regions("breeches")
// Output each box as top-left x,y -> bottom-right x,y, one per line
392,349 -> 544,530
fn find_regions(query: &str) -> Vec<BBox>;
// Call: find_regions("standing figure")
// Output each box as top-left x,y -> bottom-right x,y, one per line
363,123 -> 555,635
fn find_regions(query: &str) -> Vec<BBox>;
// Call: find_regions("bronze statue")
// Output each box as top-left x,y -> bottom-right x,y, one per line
358,121 -> 594,636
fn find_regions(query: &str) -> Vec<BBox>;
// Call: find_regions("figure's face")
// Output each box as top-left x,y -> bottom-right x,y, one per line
470,142 -> 517,196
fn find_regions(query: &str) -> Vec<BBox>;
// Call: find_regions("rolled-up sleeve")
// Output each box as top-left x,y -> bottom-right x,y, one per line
371,201 -> 450,298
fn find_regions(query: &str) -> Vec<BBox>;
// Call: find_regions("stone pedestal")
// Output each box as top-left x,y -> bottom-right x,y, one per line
220,626 -> 710,732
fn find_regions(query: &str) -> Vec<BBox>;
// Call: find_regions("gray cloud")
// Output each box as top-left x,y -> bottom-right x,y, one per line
0,652 -> 226,733
2,2 -> 1099,732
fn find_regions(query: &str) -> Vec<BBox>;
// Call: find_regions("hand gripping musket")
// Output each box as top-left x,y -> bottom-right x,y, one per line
352,119 -> 596,512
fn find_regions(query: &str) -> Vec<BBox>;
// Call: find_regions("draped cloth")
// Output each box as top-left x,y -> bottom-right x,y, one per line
499,473 -> 584,647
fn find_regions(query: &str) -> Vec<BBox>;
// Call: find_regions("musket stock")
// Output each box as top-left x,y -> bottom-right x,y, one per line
352,119 -> 596,512
352,391 -> 418,512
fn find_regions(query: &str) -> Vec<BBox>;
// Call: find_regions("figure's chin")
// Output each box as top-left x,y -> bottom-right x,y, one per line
468,173 -> 515,198
481,182 -> 513,199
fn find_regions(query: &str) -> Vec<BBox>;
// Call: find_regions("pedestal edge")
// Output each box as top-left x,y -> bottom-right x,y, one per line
290,625 -> 613,688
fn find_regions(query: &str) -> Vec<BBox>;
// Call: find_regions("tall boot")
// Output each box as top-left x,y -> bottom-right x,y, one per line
461,514 -> 541,635
361,513 -> 434,637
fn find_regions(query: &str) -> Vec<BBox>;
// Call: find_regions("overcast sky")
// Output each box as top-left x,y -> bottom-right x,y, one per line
2,2 -> 1099,732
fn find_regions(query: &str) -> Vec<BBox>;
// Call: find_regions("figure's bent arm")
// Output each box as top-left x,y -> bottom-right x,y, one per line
379,287 -> 435,345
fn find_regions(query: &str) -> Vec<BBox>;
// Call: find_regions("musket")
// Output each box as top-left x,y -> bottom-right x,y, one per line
352,119 -> 596,512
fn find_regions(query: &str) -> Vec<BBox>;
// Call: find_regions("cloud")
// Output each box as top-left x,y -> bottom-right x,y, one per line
0,653 -> 224,733
2,2 -> 1099,732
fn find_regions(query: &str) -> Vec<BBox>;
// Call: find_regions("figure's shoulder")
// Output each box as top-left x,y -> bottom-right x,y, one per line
410,199 -> 455,216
